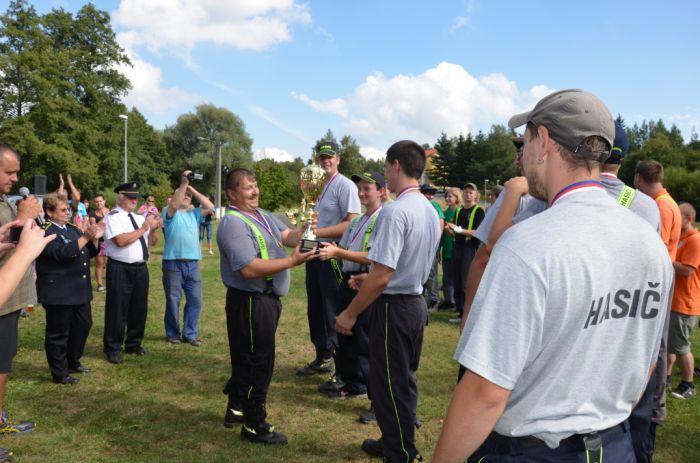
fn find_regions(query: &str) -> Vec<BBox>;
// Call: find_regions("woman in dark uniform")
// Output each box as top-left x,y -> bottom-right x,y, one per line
36,193 -> 104,384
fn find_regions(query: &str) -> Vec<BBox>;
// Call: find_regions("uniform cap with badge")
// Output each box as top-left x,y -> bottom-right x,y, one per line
114,181 -> 141,199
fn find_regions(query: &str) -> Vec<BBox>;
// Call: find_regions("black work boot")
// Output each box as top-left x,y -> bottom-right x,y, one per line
296,351 -> 334,376
224,397 -> 245,428
241,402 -> 288,445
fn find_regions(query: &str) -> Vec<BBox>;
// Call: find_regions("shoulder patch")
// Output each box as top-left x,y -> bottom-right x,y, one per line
67,222 -> 81,230
108,209 -> 119,215
42,221 -> 52,230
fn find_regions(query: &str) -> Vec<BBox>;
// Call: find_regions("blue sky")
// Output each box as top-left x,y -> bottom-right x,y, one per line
8,0 -> 700,161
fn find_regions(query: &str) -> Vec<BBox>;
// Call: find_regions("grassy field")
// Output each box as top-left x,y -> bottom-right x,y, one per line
4,230 -> 700,462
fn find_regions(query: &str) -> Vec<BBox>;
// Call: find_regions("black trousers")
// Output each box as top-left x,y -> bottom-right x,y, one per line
468,422 -> 636,462
368,294 -> 426,463
103,259 -> 149,353
225,288 -> 281,405
44,303 -> 92,378
628,374 -> 657,463
335,281 -> 370,394
453,245 -> 477,317
305,259 -> 341,355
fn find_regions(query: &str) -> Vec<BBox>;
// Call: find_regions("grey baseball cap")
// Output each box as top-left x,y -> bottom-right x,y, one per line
508,89 -> 614,162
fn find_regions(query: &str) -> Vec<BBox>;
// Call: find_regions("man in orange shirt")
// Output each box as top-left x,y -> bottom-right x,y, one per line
635,160 -> 681,259
668,202 -> 700,399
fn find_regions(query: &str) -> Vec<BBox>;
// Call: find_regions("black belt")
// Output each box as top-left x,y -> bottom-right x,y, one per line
108,258 -> 146,267
498,421 -> 628,450
228,287 -> 279,299
378,293 -> 422,300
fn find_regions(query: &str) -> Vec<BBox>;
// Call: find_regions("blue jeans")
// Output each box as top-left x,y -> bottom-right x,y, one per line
441,256 -> 454,305
162,260 -> 202,340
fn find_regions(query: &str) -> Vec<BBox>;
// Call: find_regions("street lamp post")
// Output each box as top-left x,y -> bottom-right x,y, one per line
119,114 -> 129,182
484,179 -> 489,204
197,136 -> 224,219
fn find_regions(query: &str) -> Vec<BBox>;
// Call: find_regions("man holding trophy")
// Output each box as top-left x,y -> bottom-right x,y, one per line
296,141 -> 361,381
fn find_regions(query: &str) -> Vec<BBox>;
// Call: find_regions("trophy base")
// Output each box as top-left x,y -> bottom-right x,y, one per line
300,239 -> 320,253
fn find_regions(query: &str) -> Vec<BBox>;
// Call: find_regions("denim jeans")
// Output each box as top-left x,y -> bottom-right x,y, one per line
441,256 -> 455,305
162,260 -> 202,340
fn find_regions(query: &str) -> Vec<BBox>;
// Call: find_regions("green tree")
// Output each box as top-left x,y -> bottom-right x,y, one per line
253,158 -> 296,211
428,133 -> 456,187
163,104 -> 254,207
0,0 -> 133,195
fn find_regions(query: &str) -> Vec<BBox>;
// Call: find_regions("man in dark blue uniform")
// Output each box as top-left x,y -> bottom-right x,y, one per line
36,192 -> 104,384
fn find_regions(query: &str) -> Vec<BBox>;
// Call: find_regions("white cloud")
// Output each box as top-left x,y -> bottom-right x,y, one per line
112,0 -> 311,60
290,92 -> 348,117
293,62 -> 555,148
117,52 -> 201,114
249,106 -> 309,142
450,0 -> 477,32
360,146 -> 385,161
450,16 -> 468,32
255,147 -> 295,162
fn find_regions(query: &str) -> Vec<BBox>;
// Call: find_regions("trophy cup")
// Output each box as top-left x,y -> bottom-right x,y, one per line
299,162 -> 326,252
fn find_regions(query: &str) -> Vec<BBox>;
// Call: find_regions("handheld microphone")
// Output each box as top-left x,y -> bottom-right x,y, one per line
18,187 -> 45,226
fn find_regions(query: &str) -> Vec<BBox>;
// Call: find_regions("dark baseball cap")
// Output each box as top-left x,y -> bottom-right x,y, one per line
352,171 -> 386,188
113,181 -> 141,199
508,89 -> 614,162
419,183 -> 437,194
605,121 -> 629,165
316,141 -> 339,157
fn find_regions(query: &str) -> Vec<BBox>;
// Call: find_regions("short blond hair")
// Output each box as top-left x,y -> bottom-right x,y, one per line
445,187 -> 462,206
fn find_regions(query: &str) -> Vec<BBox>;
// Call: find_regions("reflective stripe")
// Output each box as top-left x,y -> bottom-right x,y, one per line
330,259 -> 344,284
226,210 -> 272,281
455,205 -> 482,241
617,186 -> 635,208
384,301 -> 410,462
656,193 -> 677,206
248,297 -> 254,353
362,213 -> 380,252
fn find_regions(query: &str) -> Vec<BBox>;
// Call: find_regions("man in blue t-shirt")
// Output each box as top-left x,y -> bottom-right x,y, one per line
162,170 -> 214,346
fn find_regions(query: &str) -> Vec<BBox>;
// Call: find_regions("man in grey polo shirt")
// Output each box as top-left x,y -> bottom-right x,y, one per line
217,168 -> 314,445
433,90 -> 672,462
336,140 -> 440,463
297,140 -> 360,377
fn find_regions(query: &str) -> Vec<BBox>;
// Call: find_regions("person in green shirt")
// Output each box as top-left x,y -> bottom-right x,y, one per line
439,187 -> 462,309
420,184 -> 444,310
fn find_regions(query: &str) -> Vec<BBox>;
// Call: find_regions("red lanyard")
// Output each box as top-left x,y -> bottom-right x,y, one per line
350,206 -> 382,244
396,185 -> 420,199
317,172 -> 338,207
550,181 -> 604,206
229,206 -> 275,238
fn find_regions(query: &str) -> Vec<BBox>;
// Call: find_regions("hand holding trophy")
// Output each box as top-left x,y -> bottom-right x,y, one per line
299,162 -> 326,252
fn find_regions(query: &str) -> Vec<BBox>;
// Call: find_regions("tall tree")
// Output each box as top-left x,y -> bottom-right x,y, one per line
163,104 -> 254,206
428,132 -> 456,187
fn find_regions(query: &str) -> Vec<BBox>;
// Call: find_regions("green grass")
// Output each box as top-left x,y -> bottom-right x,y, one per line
4,230 -> 700,462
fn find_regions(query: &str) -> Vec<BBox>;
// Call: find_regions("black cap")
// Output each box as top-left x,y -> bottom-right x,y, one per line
113,181 -> 141,199
316,141 -> 339,157
351,171 -> 386,188
419,183 -> 437,194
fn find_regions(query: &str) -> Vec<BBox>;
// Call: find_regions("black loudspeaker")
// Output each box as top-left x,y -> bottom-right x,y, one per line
33,175 -> 47,196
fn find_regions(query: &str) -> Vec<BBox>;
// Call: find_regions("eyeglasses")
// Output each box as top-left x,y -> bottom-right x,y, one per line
56,207 -> 70,212
146,199 -> 154,203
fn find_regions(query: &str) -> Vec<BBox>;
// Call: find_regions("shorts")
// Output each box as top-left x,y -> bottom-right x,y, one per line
668,311 -> 697,356
99,240 -> 107,257
0,310 -> 21,373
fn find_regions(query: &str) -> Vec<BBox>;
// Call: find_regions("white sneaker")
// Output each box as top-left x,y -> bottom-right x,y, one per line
449,317 -> 462,324
208,250 -> 214,255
